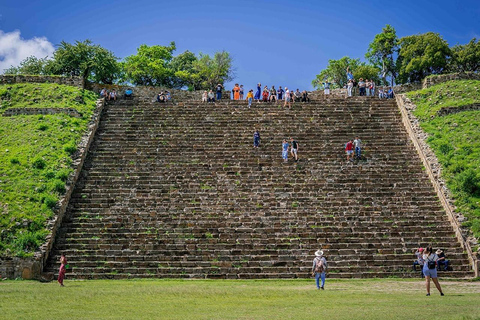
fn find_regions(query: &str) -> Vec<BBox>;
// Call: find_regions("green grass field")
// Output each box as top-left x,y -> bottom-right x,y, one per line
407,80 -> 480,239
0,279 -> 479,319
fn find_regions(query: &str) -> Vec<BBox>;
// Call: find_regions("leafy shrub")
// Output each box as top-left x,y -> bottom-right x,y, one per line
471,219 -> 480,236
450,161 -> 466,174
45,170 -> 56,179
56,169 -> 70,182
456,169 -> 480,196
438,142 -> 453,155
32,157 -> 46,169
10,157 -> 20,165
52,180 -> 66,194
64,144 -> 77,155
42,194 -> 57,209
37,124 -> 49,131
13,231 -> 40,252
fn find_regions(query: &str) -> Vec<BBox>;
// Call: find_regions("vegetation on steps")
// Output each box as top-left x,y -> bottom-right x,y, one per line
407,80 -> 480,238
0,83 -> 97,257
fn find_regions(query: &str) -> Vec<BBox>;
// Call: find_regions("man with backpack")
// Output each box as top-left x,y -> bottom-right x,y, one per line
312,250 -> 327,290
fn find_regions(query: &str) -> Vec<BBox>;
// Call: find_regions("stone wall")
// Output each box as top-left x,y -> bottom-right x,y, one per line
0,75 -> 84,88
423,72 -> 480,89
0,98 -> 105,280
87,83 -> 232,101
396,94 -> 479,277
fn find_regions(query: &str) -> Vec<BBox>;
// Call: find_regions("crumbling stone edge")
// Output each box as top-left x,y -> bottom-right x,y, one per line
396,94 -> 479,278
0,98 -> 105,280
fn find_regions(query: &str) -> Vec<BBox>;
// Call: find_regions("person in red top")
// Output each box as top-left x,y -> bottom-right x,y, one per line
262,86 -> 269,102
58,254 -> 67,286
345,140 -> 354,161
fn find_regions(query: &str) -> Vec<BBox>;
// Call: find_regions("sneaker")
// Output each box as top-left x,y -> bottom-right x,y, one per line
321,286 -> 324,290
441,292 -> 444,296
426,293 -> 430,296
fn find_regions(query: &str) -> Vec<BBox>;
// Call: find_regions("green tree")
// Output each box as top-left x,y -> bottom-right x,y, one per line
53,40 -> 120,84
365,24 -> 398,85
311,56 -> 361,89
353,65 -> 381,83
3,56 -> 55,75
190,51 -> 234,90
396,32 -> 451,84
122,42 -> 176,86
168,50 -> 198,89
449,38 -> 480,73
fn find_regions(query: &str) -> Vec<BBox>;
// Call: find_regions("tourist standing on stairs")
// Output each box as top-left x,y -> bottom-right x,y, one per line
58,254 -> 67,287
254,83 -> 262,102
282,139 -> 289,162
312,250 -> 327,290
233,84 -> 240,100
284,87 -> 292,108
346,66 -> 354,82
246,89 -> 254,108
323,80 -> 332,95
345,139 -> 354,161
347,80 -> 353,97
290,137 -> 298,162
253,130 -> 261,148
239,85 -> 244,100
216,83 -> 223,101
423,246 -> 444,296
278,86 -> 284,100
353,136 -> 362,159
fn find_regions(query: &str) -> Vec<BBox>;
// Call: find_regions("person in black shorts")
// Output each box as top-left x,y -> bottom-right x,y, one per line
270,86 -> 277,102
290,137 -> 299,162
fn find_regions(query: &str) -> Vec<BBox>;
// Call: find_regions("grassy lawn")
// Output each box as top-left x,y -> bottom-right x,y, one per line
407,80 -> 480,239
0,279 -> 479,319
0,83 -> 97,257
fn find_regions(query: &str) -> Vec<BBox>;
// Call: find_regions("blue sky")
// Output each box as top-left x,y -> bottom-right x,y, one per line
0,0 -> 479,91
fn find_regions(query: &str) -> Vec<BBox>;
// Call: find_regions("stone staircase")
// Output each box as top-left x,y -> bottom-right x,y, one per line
44,97 -> 473,279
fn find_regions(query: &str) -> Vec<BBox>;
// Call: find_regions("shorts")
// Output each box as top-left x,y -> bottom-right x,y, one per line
286,96 -> 291,102
346,150 -> 353,155
423,266 -> 438,278
292,148 -> 297,155
324,89 -> 330,94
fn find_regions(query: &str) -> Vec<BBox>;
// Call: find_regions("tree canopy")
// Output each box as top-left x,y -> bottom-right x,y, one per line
53,40 -> 120,83
122,42 -> 176,87
365,24 -> 398,85
450,38 -> 480,73
311,57 -> 361,89
396,32 -> 451,84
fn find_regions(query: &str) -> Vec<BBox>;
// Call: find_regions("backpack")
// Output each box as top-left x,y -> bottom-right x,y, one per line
314,257 -> 325,273
427,256 -> 436,270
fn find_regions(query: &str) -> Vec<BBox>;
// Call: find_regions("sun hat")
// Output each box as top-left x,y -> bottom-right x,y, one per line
315,250 -> 323,257
418,248 -> 424,252
436,249 -> 443,254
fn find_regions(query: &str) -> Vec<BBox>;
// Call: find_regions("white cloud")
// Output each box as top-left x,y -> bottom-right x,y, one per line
0,30 -> 55,73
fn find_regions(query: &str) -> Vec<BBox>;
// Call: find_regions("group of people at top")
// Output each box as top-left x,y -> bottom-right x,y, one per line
203,83 -> 310,108
100,88 -> 134,101
342,67 -> 394,99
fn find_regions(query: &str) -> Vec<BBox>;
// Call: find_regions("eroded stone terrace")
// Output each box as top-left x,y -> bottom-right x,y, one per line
45,97 -> 472,279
